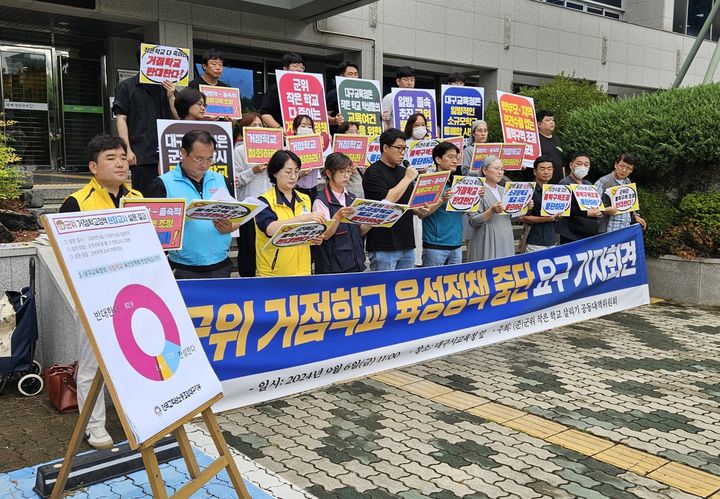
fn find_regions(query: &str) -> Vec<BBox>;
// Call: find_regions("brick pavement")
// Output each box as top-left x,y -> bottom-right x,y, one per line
196,301 -> 720,498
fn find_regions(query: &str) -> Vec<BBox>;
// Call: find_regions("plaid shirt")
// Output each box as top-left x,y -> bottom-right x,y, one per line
594,173 -> 631,232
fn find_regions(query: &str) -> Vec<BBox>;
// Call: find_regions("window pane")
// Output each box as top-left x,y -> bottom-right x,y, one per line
674,0 -> 689,33
687,0 -> 712,37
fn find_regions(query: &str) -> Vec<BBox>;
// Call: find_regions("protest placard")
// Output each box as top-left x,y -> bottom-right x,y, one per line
243,127 -> 283,164
571,184 -> 605,211
541,184 -> 572,217
341,199 -> 408,228
199,85 -> 241,119
405,139 -> 439,170
366,136 -> 381,165
336,77 -> 383,137
139,44 -> 190,86
498,143 -> 526,171
276,70 -> 330,154
391,88 -> 437,137
333,134 -> 371,167
157,120 -> 234,192
185,199 -> 261,225
120,198 -> 186,250
605,183 -> 640,212
264,221 -> 330,249
471,143 -> 503,172
42,208 -> 223,446
441,85 -> 484,140
447,176 -> 484,212
441,136 -> 465,158
497,91 -> 540,168
286,134 -> 324,169
501,181 -> 535,216
409,171 -> 451,208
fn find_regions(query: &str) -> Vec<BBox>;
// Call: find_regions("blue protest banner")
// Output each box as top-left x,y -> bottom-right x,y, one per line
440,85 -> 484,140
179,226 -> 649,411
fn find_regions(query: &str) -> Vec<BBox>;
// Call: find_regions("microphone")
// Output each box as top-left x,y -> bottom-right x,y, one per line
402,160 -> 410,168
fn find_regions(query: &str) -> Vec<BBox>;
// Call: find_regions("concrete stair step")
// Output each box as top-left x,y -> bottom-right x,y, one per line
31,184 -> 84,204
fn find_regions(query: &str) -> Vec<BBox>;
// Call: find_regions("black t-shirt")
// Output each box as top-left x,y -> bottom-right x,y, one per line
112,75 -> 172,165
188,76 -> 230,89
539,134 -> 564,184
258,84 -> 283,125
526,183 -> 556,246
362,160 -> 415,251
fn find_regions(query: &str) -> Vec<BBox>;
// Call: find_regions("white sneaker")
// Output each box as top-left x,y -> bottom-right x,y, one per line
86,427 -> 113,450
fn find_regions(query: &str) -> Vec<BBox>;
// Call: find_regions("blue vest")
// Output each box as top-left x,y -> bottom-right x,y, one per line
160,166 -> 231,267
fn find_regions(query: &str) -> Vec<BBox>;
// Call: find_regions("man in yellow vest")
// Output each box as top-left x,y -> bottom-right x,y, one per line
59,135 -> 142,449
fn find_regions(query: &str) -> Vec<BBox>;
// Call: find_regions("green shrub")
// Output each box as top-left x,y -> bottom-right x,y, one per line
638,189 -> 680,256
678,193 -> 720,232
485,73 -> 610,144
649,192 -> 720,258
0,116 -> 21,201
563,83 -> 720,184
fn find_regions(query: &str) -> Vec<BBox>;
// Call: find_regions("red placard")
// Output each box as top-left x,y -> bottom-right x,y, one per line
497,91 -> 540,168
200,85 -> 242,119
120,198 -> 186,250
243,127 -> 283,164
498,143 -> 526,171
333,134 -> 371,167
471,143 -> 503,172
276,70 -> 330,154
287,134 -> 324,169
408,171 -> 451,208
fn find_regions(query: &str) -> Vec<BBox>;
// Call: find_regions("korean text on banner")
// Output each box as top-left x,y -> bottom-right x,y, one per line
392,88 -> 438,137
276,70 -> 331,154
405,139 -> 439,170
501,182 -> 535,216
336,77 -> 383,137
342,199 -> 408,228
605,183 -> 640,212
179,225 -> 649,411
333,134 -> 371,167
120,198 -> 186,250
409,171 -> 451,208
286,134 -> 324,169
440,85 -> 484,140
447,176 -> 483,212
366,136 -> 381,166
541,184 -> 572,217
471,143 -> 503,172
139,44 -> 190,86
243,127 -> 284,164
571,184 -> 605,211
157,120 -> 235,193
497,91 -> 540,169
185,200 -> 261,225
200,85 -> 242,119
43,208 -> 223,446
264,221 -> 329,250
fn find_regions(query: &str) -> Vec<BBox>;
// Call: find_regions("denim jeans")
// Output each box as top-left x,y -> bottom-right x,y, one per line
422,247 -> 462,267
368,249 -> 416,271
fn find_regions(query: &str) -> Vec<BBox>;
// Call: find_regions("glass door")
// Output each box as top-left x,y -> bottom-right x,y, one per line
0,46 -> 60,170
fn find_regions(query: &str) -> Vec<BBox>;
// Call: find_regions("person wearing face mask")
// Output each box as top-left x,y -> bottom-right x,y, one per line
462,119 -> 489,175
312,153 -> 370,274
595,152 -> 647,233
292,114 -> 320,202
467,156 -> 532,262
404,113 -> 429,141
556,151 -> 603,244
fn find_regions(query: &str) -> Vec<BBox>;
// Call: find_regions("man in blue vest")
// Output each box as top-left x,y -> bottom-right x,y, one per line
146,130 -> 238,278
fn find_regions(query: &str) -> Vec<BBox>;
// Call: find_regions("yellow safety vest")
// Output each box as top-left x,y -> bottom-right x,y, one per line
255,187 -> 313,277
68,177 -> 142,211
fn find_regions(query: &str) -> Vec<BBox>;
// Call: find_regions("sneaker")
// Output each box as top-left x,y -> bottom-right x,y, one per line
86,427 -> 113,450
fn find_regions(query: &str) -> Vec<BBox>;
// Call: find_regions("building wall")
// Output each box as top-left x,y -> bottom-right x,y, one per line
623,0 -> 674,32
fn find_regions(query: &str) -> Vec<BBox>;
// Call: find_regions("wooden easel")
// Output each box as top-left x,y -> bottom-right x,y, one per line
41,214 -> 251,499
50,369 -> 250,499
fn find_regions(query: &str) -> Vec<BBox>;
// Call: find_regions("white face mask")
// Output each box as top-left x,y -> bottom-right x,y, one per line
412,126 -> 427,140
296,126 -> 313,135
573,166 -> 589,179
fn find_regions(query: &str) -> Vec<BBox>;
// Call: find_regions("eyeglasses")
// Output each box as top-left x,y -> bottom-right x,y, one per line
279,169 -> 300,177
617,163 -> 634,171
388,145 -> 408,153
487,166 -> 505,172
335,169 -> 353,177
444,155 -> 460,161
191,156 -> 214,164
193,102 -> 207,108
